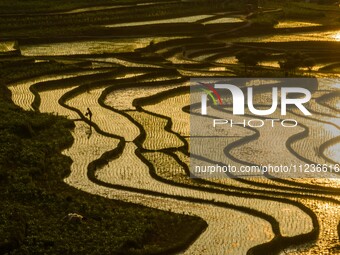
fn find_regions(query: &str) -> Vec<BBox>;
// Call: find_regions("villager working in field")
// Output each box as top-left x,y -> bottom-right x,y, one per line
85,107 -> 93,124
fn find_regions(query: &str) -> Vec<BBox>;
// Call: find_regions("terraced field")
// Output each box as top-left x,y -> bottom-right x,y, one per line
3,1 -> 340,254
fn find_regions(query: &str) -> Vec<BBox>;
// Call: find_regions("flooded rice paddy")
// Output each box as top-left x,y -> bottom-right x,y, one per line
104,15 -> 213,27
275,21 -> 322,29
230,30 -> 340,43
6,3 -> 340,254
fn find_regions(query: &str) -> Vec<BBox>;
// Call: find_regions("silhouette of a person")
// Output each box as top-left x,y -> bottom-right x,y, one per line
85,107 -> 93,124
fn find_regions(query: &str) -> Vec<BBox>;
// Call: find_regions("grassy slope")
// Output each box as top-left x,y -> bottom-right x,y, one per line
0,60 -> 207,254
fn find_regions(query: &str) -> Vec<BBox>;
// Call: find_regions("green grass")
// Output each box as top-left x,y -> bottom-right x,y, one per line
0,60 -> 207,254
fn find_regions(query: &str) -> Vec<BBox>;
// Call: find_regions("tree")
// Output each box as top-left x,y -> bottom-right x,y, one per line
303,57 -> 316,74
235,49 -> 266,74
279,51 -> 315,76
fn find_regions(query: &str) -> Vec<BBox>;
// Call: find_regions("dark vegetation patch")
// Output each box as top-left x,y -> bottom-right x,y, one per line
0,0 -> 135,14
0,0 -> 249,39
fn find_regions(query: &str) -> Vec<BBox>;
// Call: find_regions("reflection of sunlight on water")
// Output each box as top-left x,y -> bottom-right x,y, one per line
0,41 -> 18,52
260,61 -> 280,68
20,37 -> 186,56
203,17 -> 243,25
208,67 -> 226,71
105,15 -> 213,28
231,31 -> 340,43
215,56 -> 238,64
275,21 -> 321,29
334,32 -> 340,41
328,178 -> 340,187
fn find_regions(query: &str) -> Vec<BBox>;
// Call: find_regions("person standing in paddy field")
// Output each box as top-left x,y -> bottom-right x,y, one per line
85,107 -> 93,125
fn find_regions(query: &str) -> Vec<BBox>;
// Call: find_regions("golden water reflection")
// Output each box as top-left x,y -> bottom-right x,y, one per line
334,32 -> 340,41
231,30 -> 340,43
275,21 -> 322,29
